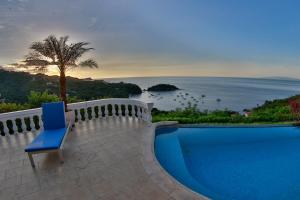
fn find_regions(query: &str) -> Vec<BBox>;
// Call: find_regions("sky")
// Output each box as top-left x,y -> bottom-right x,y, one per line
1,0 -> 300,78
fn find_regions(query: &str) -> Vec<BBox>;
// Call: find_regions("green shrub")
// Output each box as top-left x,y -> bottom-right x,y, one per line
0,103 -> 29,113
27,91 -> 60,108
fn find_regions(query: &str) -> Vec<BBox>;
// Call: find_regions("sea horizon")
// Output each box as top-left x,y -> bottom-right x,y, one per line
105,76 -> 300,112
103,75 -> 300,82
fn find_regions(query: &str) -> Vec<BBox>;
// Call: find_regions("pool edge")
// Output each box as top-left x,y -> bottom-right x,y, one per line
141,121 -> 210,200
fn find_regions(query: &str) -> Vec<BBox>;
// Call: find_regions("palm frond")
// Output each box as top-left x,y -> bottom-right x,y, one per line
22,35 -> 97,73
65,42 -> 93,63
25,51 -> 42,61
24,59 -> 51,66
59,36 -> 69,61
45,35 -> 62,63
24,51 -> 51,67
31,41 -> 55,62
79,59 -> 98,68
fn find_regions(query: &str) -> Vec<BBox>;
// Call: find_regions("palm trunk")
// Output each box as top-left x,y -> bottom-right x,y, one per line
59,70 -> 68,111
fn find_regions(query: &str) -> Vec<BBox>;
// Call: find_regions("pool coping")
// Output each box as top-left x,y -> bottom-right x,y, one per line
141,121 -> 209,199
142,121 -> 297,200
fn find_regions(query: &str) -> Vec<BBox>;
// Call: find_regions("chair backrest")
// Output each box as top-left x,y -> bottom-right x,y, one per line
42,101 -> 66,130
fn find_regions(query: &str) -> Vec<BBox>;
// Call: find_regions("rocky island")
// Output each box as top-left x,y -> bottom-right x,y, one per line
147,84 -> 179,92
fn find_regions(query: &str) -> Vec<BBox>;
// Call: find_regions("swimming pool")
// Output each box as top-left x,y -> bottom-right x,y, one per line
155,126 -> 300,200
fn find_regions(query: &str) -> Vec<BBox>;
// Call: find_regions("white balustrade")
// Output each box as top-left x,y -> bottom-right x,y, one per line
0,108 -> 42,136
0,99 -> 153,136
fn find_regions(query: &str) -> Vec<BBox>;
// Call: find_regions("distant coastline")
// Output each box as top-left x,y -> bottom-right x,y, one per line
1,68 -> 300,113
106,76 -> 300,112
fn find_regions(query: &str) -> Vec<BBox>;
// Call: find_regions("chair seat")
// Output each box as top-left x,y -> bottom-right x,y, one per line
25,128 -> 67,152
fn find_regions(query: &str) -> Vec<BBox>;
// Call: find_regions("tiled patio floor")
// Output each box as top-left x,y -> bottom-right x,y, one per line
0,117 -> 205,200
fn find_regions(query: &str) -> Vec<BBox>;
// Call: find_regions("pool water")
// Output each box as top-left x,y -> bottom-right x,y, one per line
155,127 -> 300,200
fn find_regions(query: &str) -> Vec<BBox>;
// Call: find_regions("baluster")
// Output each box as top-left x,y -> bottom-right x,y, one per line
146,102 -> 153,122
136,106 -> 140,118
21,117 -> 27,132
98,106 -> 103,118
125,104 -> 129,117
2,120 -> 9,135
77,108 -> 82,121
112,104 -> 116,117
86,107 -> 91,120
29,116 -> 36,131
117,104 -> 120,116
147,110 -> 152,122
91,107 -> 96,119
137,107 -> 142,119
141,108 -> 146,120
12,119 -> 18,133
38,115 -> 44,131
142,109 -> 147,121
132,105 -> 136,117
105,105 -> 109,117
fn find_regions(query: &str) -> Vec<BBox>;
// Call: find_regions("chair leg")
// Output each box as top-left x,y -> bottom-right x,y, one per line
58,150 -> 64,163
28,153 -> 35,168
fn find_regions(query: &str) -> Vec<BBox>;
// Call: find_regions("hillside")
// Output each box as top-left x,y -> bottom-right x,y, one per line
0,69 -> 142,103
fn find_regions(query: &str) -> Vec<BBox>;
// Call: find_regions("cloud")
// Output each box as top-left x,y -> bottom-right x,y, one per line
1,0 -> 300,78
88,17 -> 98,30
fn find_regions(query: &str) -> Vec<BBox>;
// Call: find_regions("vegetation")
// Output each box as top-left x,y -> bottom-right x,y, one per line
14,35 -> 98,109
0,103 -> 28,113
0,69 -> 142,103
0,91 -> 81,113
27,91 -> 60,108
152,97 -> 298,124
147,84 -> 179,91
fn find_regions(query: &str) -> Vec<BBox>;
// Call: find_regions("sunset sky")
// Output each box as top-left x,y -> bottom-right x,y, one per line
1,0 -> 300,78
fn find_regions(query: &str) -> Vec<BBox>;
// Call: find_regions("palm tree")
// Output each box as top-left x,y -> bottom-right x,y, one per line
22,35 -> 98,109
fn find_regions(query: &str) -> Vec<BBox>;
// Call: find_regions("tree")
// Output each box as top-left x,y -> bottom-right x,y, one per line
20,35 -> 98,110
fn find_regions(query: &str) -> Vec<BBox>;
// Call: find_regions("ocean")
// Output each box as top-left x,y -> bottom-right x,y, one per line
105,77 -> 300,112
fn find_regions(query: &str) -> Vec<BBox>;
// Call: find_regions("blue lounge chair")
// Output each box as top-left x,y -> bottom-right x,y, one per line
25,102 -> 71,168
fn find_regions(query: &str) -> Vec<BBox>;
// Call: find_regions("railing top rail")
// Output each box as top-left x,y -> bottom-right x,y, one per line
0,108 -> 42,120
68,98 -> 150,109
